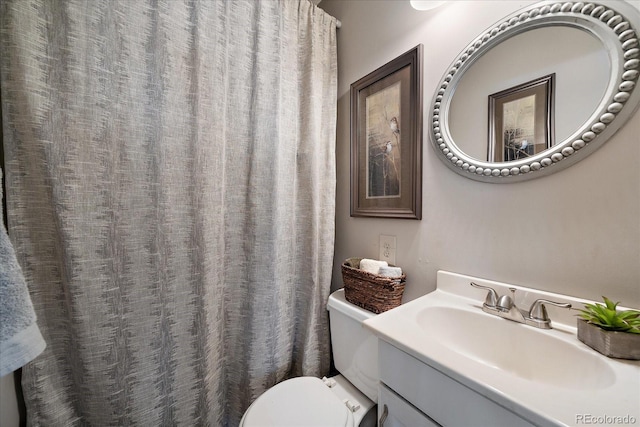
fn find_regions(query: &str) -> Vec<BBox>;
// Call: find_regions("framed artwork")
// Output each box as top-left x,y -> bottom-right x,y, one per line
350,45 -> 423,219
488,73 -> 555,162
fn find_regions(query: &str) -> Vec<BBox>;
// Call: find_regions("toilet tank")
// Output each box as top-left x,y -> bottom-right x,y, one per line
327,289 -> 378,403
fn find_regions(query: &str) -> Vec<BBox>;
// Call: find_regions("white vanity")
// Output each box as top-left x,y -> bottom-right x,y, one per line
364,271 -> 640,426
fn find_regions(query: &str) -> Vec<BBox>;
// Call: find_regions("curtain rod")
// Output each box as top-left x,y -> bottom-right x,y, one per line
336,19 -> 341,29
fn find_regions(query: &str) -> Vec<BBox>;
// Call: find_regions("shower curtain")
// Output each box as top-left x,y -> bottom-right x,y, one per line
0,0 -> 337,425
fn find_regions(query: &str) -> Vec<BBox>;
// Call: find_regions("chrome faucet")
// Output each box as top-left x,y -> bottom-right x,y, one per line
470,282 -> 571,329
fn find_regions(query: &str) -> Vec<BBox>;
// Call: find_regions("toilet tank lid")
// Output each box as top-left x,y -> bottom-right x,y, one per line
241,377 -> 353,427
327,289 -> 377,322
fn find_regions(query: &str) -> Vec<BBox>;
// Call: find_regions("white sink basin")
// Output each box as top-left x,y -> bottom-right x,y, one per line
417,306 -> 615,389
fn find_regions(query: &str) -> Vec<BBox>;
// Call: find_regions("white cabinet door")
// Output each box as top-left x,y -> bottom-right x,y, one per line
378,383 -> 440,427
379,341 -> 535,427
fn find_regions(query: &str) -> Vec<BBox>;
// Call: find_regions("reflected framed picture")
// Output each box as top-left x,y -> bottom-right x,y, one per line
488,74 -> 555,162
350,45 -> 423,219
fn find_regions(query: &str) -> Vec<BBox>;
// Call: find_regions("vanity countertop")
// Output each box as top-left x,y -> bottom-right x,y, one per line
364,271 -> 640,427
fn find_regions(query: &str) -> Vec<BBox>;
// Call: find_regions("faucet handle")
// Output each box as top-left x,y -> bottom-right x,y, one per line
497,288 -> 517,312
470,282 -> 498,308
528,299 -> 572,322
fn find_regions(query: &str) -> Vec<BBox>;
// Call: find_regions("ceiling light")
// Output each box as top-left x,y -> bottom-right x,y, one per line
410,0 -> 446,11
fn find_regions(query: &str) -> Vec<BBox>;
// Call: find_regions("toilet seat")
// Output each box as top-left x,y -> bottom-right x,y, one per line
239,377 -> 354,427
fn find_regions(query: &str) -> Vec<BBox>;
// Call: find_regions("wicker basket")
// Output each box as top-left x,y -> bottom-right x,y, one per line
341,257 -> 406,314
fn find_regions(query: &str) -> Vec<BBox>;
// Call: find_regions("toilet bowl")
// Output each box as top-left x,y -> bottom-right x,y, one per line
239,289 -> 379,427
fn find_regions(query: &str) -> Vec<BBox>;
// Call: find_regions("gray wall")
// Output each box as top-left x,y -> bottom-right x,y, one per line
0,374 -> 18,427
321,0 -> 640,307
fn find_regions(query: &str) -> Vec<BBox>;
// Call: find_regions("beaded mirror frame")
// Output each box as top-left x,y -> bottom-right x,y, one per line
430,0 -> 640,182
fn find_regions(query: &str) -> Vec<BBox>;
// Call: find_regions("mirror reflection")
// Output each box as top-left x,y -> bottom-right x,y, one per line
449,26 -> 610,162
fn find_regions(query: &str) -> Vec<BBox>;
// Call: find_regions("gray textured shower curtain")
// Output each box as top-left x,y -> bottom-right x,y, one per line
0,0 -> 337,425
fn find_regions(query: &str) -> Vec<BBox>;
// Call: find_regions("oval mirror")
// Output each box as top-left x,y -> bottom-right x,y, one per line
430,1 -> 640,182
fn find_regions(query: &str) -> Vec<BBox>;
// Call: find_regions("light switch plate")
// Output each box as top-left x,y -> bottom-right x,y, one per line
379,235 -> 397,265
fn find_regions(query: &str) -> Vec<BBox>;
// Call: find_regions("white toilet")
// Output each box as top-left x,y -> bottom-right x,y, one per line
239,288 -> 379,426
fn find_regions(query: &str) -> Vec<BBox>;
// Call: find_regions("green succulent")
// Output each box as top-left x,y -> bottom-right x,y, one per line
578,297 -> 640,334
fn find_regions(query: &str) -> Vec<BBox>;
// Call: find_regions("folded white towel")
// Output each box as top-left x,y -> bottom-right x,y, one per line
360,258 -> 388,274
378,266 -> 403,278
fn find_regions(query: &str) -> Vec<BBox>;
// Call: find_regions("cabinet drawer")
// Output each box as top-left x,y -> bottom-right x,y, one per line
379,383 -> 440,427
379,341 -> 535,427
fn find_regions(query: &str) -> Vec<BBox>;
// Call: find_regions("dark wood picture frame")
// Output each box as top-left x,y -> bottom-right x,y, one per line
350,45 -> 423,219
488,74 -> 555,162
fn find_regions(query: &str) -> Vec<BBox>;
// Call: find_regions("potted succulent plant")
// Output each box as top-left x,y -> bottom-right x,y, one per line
577,297 -> 640,360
